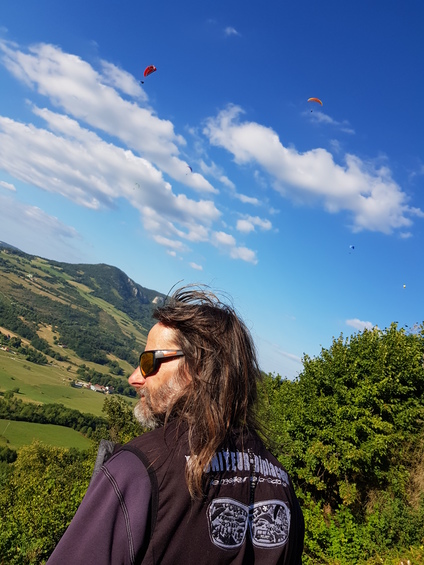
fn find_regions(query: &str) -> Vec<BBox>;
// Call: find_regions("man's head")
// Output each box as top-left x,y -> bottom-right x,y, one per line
128,285 -> 262,495
129,322 -> 190,429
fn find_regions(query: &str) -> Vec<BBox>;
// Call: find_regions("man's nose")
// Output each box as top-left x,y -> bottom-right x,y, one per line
128,366 -> 146,387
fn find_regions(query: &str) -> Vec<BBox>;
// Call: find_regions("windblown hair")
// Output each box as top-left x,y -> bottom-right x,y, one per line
154,285 -> 262,498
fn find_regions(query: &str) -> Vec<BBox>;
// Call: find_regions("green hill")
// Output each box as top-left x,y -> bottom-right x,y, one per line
0,243 -> 165,369
0,243 -> 164,419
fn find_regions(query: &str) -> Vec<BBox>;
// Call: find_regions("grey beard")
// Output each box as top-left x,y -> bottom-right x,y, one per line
133,388 -> 164,430
133,374 -> 184,430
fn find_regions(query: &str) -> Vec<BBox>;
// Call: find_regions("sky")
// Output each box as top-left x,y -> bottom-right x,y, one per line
0,0 -> 423,379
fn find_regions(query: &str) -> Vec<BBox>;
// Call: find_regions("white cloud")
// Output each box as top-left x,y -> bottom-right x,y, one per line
189,262 -> 203,271
230,246 -> 257,264
100,60 -> 146,99
198,159 -> 234,189
233,192 -> 260,205
236,219 -> 255,234
236,215 -> 272,233
204,104 -> 424,234
212,231 -> 236,246
224,27 -> 240,37
210,231 -> 257,264
306,110 -> 355,134
0,40 -> 293,266
0,180 -> 16,191
346,318 -> 374,331
153,235 -> 188,252
0,193 -> 82,262
0,104 -> 223,255
0,40 -> 216,194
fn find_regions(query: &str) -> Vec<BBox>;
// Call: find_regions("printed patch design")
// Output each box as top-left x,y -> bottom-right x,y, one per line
208,499 -> 249,549
250,501 -> 291,547
208,498 -> 290,550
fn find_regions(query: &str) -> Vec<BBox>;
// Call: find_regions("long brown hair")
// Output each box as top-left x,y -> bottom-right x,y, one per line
154,285 -> 262,498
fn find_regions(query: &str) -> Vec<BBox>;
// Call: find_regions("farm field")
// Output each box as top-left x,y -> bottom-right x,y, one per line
0,418 -> 92,450
0,349 -> 136,417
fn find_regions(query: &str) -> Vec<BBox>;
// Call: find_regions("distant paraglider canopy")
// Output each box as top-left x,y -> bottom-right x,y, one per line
308,97 -> 323,106
140,65 -> 157,84
144,65 -> 157,77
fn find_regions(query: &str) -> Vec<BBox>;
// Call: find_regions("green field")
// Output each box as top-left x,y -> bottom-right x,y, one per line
0,349 -> 108,416
0,418 -> 92,450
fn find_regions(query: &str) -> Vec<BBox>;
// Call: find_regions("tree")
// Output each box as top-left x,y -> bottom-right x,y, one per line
100,395 -> 143,444
0,442 -> 95,564
257,323 -> 424,564
289,325 -> 424,507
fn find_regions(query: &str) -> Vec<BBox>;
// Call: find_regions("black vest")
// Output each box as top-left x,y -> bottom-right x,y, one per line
119,421 -> 304,565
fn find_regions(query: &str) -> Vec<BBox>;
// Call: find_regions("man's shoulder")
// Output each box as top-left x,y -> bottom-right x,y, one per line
121,420 -> 189,464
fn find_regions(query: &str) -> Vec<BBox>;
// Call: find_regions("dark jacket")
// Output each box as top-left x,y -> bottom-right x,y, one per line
124,420 -> 304,564
47,421 -> 304,564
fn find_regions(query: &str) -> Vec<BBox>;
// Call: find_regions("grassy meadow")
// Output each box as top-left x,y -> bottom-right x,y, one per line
0,418 -> 92,450
0,348 -> 137,452
0,349 -> 107,416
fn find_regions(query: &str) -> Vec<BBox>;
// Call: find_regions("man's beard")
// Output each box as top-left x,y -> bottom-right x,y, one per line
133,374 -> 186,430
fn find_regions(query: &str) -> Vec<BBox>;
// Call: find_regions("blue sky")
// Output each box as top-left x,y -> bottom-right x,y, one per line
0,0 -> 423,378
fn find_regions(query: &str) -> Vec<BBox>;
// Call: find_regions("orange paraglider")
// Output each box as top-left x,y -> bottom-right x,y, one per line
307,97 -> 323,106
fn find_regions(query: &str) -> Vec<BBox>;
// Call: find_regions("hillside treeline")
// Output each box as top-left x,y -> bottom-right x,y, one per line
0,324 -> 423,564
0,396 -> 106,437
0,295 -> 138,367
0,247 -> 163,370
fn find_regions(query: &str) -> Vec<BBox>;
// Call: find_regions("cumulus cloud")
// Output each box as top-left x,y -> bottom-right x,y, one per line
236,215 -> 272,234
346,318 -> 374,331
230,246 -> 257,264
204,104 -> 424,235
0,40 -> 215,194
0,180 -> 16,191
189,262 -> 203,271
210,231 -> 257,264
212,231 -> 236,246
233,192 -> 260,205
0,40 -> 263,265
100,60 -> 146,99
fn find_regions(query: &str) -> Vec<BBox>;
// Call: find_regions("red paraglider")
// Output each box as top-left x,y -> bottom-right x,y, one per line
140,65 -> 157,84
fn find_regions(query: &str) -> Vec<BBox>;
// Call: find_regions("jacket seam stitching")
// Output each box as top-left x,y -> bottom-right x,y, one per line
102,465 -> 136,565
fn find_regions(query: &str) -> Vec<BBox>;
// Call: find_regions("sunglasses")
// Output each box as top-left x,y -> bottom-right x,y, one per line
139,349 -> 184,378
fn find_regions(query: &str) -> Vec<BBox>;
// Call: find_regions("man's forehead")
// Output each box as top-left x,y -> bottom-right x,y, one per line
147,323 -> 178,346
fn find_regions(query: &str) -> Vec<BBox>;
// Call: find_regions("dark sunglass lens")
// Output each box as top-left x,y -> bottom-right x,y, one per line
140,352 -> 155,377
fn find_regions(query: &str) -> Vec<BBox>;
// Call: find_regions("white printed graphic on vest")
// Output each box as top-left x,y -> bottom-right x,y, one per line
202,450 -> 289,486
207,498 -> 291,550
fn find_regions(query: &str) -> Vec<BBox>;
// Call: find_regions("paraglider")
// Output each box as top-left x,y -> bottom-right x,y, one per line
308,97 -> 323,112
308,97 -> 323,106
187,165 -> 193,173
140,65 -> 157,84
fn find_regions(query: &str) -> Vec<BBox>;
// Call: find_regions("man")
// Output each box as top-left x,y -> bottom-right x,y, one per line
47,286 -> 304,564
